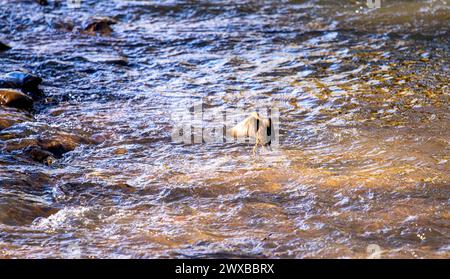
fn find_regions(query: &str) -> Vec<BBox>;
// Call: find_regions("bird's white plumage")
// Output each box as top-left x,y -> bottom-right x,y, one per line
231,112 -> 272,154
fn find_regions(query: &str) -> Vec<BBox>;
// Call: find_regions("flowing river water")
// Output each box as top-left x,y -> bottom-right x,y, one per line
0,0 -> 449,258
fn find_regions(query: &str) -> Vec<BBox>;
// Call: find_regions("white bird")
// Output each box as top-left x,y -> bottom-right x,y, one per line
230,112 -> 273,155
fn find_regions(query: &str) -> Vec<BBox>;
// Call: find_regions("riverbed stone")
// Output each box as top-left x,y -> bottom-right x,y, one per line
37,133 -> 92,158
83,17 -> 117,35
0,41 -> 11,51
36,0 -> 48,5
0,72 -> 43,98
0,89 -> 33,111
0,106 -> 32,130
2,138 -> 38,154
0,197 -> 57,226
1,123 -> 94,159
0,168 -> 58,225
82,53 -> 128,65
23,146 -> 55,164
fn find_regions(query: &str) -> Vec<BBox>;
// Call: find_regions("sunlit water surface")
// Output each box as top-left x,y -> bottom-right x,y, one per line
0,0 -> 449,258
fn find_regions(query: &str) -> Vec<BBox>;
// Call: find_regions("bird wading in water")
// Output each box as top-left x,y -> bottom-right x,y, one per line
230,112 -> 273,155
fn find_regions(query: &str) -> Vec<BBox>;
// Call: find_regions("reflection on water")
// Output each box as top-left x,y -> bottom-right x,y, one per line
0,0 -> 449,258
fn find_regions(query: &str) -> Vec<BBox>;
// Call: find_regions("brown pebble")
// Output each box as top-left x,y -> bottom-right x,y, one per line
36,0 -> 48,5
82,54 -> 128,66
0,88 -> 33,111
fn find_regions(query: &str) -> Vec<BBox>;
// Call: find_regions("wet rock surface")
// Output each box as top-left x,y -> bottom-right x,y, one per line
37,132 -> 93,158
0,89 -> 33,111
0,41 -> 10,51
0,106 -> 32,130
0,169 -> 58,226
0,197 -> 57,226
83,17 -> 117,35
47,18 -> 74,32
35,0 -> 48,6
0,0 -> 449,258
23,146 -> 55,164
0,72 -> 43,99
1,126 -> 93,160
81,54 -> 128,66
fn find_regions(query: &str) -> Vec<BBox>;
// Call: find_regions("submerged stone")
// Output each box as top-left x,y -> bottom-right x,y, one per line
0,72 -> 43,99
48,18 -> 74,31
36,0 -> 48,5
0,196 -> 57,226
0,41 -> 11,51
1,121 -> 95,159
82,53 -> 128,65
0,88 -> 33,111
0,106 -> 32,130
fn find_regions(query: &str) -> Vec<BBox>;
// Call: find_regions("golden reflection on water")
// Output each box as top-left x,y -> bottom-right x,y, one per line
0,0 -> 449,258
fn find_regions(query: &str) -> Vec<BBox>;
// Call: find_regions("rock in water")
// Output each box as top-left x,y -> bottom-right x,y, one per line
0,41 -> 11,51
48,18 -> 74,31
82,53 -> 128,65
36,0 -> 48,5
83,17 -> 117,35
37,133 -> 93,158
0,89 -> 33,111
0,72 -> 43,99
1,72 -> 42,90
23,146 -> 55,165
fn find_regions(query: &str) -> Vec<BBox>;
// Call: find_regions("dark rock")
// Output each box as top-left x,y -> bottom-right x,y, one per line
0,41 -> 11,51
23,146 -> 55,164
83,17 -> 117,35
48,18 -> 74,31
0,72 -> 43,99
0,89 -> 33,111
0,170 -> 58,226
1,124 -> 94,158
82,53 -> 128,66
36,0 -> 48,5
